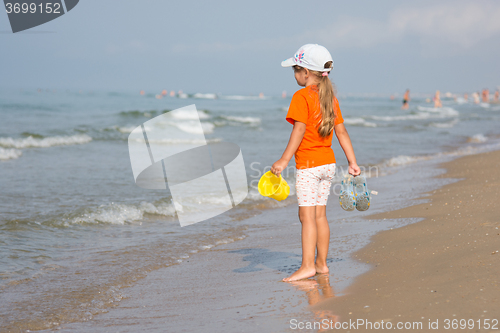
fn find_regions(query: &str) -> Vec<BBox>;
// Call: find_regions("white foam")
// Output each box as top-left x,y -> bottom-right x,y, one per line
416,106 -> 459,116
382,155 -> 421,167
192,93 -> 217,99
170,109 -> 210,120
344,117 -> 377,127
72,203 -> 144,225
480,103 -> 490,108
116,126 -> 136,133
221,115 -> 261,124
378,137 -> 500,171
373,107 -> 459,122
172,121 -> 215,134
132,138 -> 222,145
0,134 -> 92,149
220,95 -> 270,100
371,113 -> 431,121
70,201 -> 176,225
468,134 -> 487,143
429,119 -> 459,128
0,147 -> 22,160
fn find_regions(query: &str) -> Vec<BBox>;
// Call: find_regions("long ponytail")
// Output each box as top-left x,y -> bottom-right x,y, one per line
312,61 -> 336,137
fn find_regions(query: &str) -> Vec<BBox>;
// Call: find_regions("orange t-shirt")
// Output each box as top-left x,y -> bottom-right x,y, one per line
286,85 -> 344,169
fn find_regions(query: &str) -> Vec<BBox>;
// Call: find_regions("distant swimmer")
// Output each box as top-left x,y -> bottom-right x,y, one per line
282,91 -> 287,99
259,92 -> 264,98
170,90 -> 175,97
464,93 -> 468,102
493,90 -> 499,103
390,95 -> 395,100
433,90 -> 442,108
472,92 -> 480,104
482,89 -> 489,103
161,89 -> 167,96
401,89 -> 410,110
140,90 -> 145,96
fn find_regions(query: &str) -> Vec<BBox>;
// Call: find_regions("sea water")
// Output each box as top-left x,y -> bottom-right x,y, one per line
1,88 -> 500,330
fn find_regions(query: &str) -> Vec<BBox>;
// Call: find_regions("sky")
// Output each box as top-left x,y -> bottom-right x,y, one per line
1,0 -> 500,95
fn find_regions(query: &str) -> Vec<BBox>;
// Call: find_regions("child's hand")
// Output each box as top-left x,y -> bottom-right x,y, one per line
349,162 -> 361,176
271,158 -> 288,177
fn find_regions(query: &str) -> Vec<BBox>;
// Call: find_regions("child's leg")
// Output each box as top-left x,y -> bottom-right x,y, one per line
314,163 -> 335,273
315,205 -> 330,273
283,206 -> 317,282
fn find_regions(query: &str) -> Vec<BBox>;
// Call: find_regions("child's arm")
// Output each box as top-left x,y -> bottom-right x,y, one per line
271,121 -> 306,176
334,123 -> 361,176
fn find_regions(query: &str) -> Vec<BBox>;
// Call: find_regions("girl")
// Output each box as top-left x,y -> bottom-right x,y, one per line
271,44 -> 360,282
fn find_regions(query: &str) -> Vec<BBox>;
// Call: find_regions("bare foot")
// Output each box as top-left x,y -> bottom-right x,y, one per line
315,264 -> 329,274
283,267 -> 316,282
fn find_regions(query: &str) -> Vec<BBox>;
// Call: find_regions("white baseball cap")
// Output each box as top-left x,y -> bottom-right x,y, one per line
281,44 -> 333,72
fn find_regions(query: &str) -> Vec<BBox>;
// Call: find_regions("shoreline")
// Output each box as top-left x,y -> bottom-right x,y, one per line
24,149 -> 499,333
51,151 -> 459,332
313,149 -> 500,331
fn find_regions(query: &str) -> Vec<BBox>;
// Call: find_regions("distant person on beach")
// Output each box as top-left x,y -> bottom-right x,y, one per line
494,90 -> 499,103
472,92 -> 480,104
272,44 -> 360,282
433,90 -> 442,108
401,89 -> 410,110
464,93 -> 468,102
482,89 -> 489,103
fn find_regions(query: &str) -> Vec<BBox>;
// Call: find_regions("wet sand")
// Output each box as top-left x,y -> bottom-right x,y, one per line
314,149 -> 500,331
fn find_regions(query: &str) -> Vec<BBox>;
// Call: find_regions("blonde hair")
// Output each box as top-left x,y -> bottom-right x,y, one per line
296,61 -> 336,137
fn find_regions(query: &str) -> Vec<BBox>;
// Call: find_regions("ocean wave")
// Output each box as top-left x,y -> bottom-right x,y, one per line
170,109 -> 210,120
372,107 -> 458,122
119,110 -> 165,118
371,113 -> 430,121
381,155 -> 422,167
377,135 -> 499,170
416,106 -> 459,116
343,117 -> 377,127
169,121 -> 215,134
192,93 -> 217,99
69,201 -> 176,225
220,115 -> 261,124
0,134 -> 92,149
219,95 -> 271,100
467,133 -> 487,143
131,138 -> 222,145
0,147 -> 22,160
429,119 -> 459,128
108,125 -> 137,133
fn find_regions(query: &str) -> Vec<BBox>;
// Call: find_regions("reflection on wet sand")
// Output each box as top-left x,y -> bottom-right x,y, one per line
290,274 -> 339,331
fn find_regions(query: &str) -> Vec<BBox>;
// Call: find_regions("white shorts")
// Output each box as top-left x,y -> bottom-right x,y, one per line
296,163 -> 336,206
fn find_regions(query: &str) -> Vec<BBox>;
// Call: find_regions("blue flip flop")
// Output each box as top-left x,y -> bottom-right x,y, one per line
339,174 -> 356,211
353,175 -> 370,211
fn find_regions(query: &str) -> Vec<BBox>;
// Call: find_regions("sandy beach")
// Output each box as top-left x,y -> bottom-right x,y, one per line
313,149 -> 500,332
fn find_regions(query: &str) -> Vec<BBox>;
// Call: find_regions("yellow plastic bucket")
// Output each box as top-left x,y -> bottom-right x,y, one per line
258,171 -> 290,201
